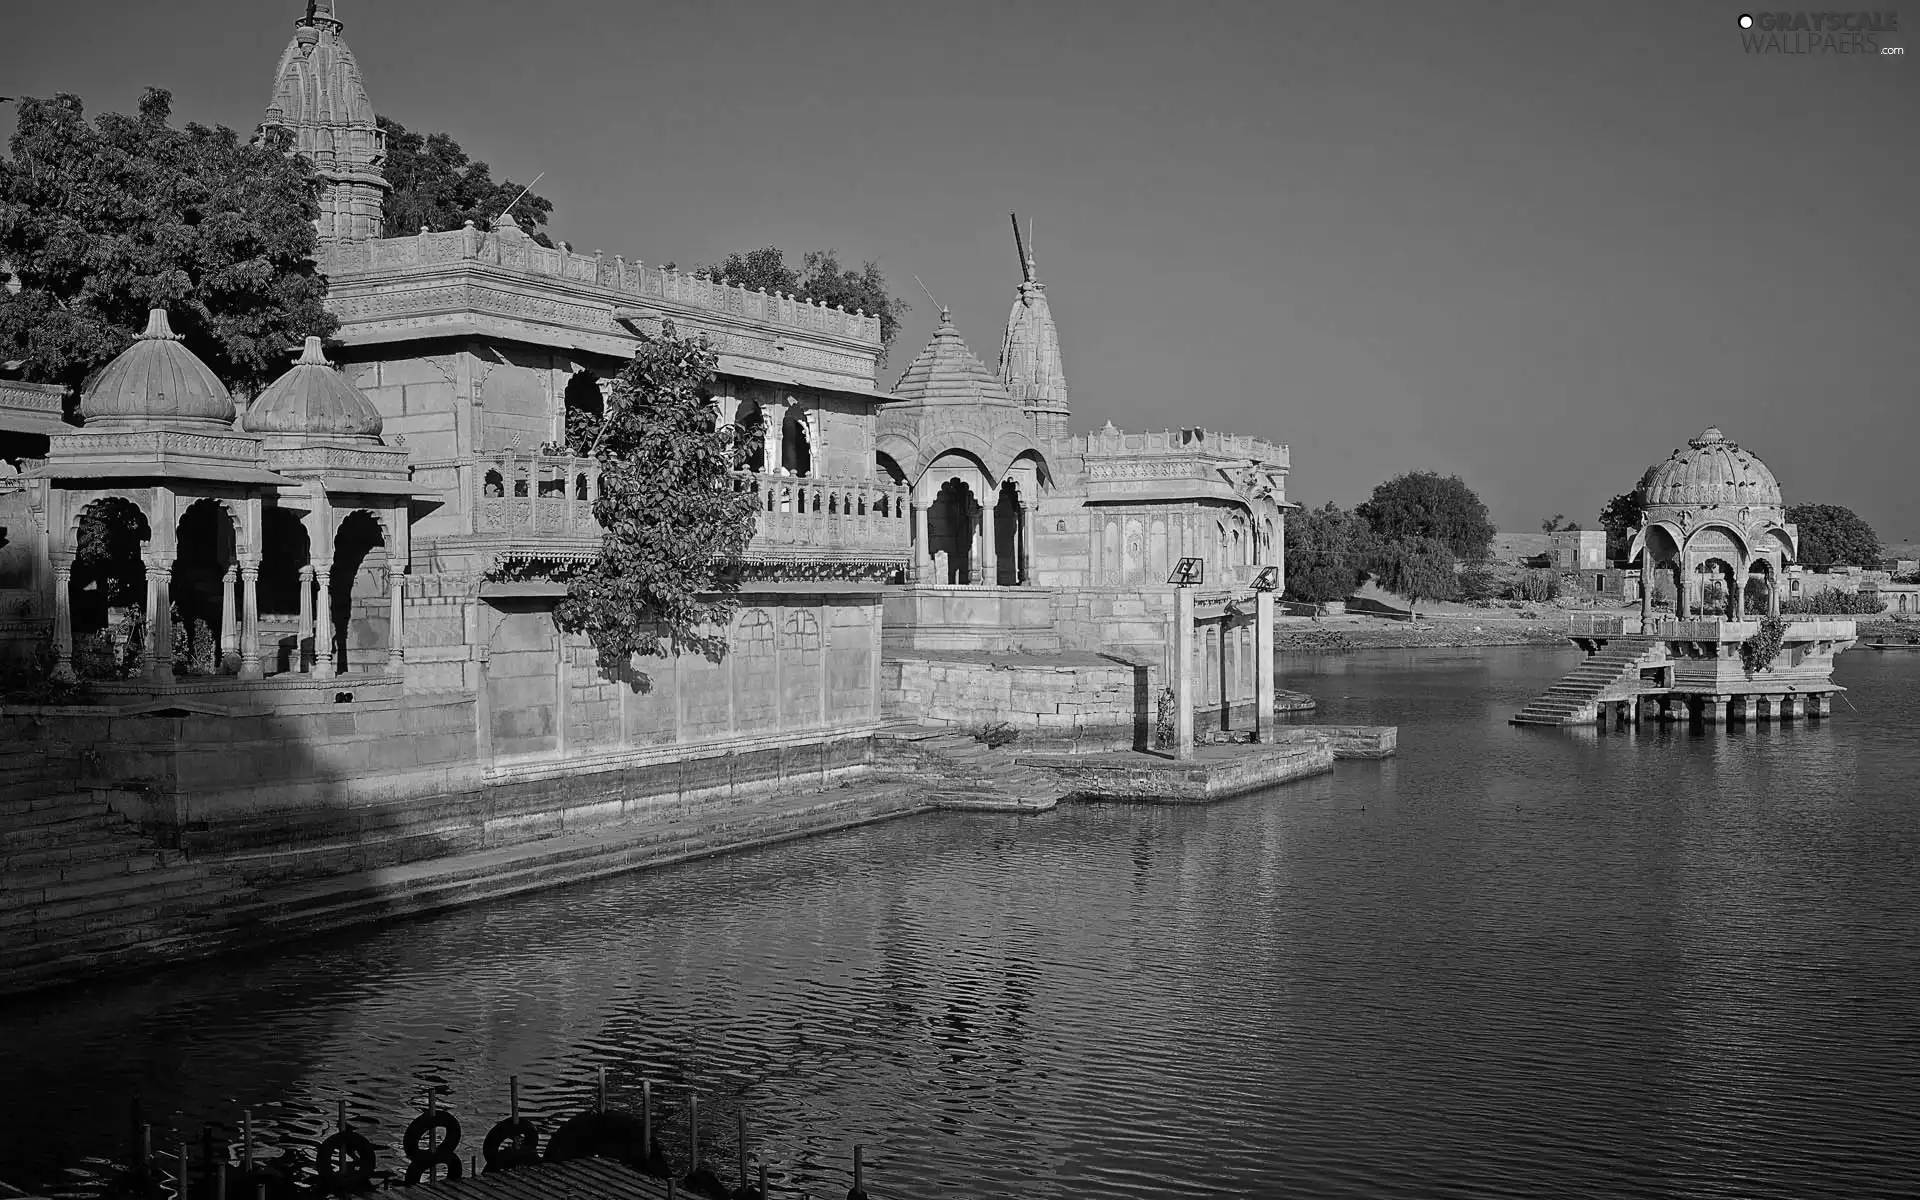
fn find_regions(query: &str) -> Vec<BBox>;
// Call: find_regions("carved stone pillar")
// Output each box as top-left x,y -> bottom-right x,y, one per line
764,398 -> 786,473
979,497 -> 998,586
1676,568 -> 1690,620
145,561 -> 175,684
1731,575 -> 1745,621
388,569 -> 406,675
51,558 -> 76,683
1640,554 -> 1653,624
1769,579 -> 1781,619
910,501 -> 930,583
220,566 -> 240,673
238,563 -> 263,680
314,562 -> 336,676
297,565 -> 315,673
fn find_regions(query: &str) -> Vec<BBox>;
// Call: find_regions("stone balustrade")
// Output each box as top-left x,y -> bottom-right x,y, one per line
321,225 -> 882,346
414,453 -> 909,560
1049,425 -> 1290,466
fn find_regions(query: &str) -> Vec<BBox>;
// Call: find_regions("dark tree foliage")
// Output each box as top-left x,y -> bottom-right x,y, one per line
1541,514 -> 1569,534
1283,503 -> 1370,604
377,116 -> 555,247
700,246 -> 911,365
0,89 -> 337,398
556,321 -> 759,675
1354,471 -> 1495,562
1785,502 -> 1882,570
1367,536 -> 1459,616
1598,490 -> 1645,563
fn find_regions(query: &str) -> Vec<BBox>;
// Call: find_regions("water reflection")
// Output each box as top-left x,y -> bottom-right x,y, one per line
0,649 -> 1916,1198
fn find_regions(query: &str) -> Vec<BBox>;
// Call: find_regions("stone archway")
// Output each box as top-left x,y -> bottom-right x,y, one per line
929,479 -> 977,584
172,498 -> 239,676
781,404 -> 813,477
1699,557 -> 1738,619
68,496 -> 150,679
259,507 -> 312,673
329,509 -> 389,673
1745,558 -> 1777,620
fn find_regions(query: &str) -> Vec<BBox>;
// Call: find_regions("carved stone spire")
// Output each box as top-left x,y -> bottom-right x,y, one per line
998,225 -> 1069,440
261,1 -> 388,243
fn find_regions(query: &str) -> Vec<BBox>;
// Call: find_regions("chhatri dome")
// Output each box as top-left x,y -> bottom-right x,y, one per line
78,309 -> 236,432
259,1 -> 389,242
1638,427 -> 1785,512
244,336 -> 384,442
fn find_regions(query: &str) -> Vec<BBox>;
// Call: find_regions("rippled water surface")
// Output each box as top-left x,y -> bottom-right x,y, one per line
3,646 -> 1919,1198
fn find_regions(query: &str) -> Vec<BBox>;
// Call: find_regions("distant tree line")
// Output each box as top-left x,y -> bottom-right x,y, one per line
1284,471 -> 1495,614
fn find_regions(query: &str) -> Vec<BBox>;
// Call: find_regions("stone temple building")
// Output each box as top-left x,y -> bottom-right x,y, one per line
1627,427 -> 1798,620
0,2 -> 1294,842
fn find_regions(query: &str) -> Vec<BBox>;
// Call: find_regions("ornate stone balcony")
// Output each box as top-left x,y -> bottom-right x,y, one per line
411,452 -> 910,567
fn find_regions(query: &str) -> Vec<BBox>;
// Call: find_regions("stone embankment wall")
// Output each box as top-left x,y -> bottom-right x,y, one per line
1275,619 -> 1573,653
882,652 -> 1147,749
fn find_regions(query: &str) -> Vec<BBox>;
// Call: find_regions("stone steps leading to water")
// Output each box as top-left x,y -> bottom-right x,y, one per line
1512,638 -> 1666,726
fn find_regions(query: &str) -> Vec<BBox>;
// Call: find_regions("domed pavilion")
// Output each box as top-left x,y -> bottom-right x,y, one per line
26,315 -> 415,685
1626,427 -> 1798,621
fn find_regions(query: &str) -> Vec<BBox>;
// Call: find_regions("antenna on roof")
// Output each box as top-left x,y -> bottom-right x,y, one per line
1011,213 -> 1033,283
913,275 -> 942,314
492,171 -> 547,232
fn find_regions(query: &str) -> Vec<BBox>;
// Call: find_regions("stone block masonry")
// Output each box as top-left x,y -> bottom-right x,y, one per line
881,650 -> 1152,748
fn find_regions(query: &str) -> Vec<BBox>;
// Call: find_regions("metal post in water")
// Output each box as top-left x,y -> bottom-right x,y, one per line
597,1066 -> 607,1113
214,1160 -> 226,1200
510,1075 -> 520,1122
737,1110 -> 747,1189
140,1124 -> 152,1178
337,1100 -> 347,1133
178,1141 -> 189,1200
642,1080 -> 654,1158
854,1144 -> 865,1194
759,1162 -> 768,1199
242,1111 -> 253,1174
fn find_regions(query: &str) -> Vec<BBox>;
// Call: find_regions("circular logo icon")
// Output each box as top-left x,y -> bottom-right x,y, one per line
1738,13 -> 1754,28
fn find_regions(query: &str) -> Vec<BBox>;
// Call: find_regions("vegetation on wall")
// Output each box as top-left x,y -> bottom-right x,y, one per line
1355,471 -> 1495,562
554,320 -> 759,674
376,116 -> 556,247
1740,614 -> 1789,674
1785,502 -> 1882,570
699,246 -> 911,365
0,89 -> 338,399
1779,591 -> 1886,615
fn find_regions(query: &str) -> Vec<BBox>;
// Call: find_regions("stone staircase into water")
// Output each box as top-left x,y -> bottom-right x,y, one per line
874,724 -> 1070,812
1511,637 -> 1667,727
0,745 -> 257,997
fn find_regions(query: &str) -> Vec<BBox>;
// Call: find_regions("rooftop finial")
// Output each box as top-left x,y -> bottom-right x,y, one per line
1011,212 -> 1034,284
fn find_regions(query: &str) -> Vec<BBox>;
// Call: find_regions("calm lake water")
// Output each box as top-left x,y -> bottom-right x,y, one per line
2,645 -> 1917,1199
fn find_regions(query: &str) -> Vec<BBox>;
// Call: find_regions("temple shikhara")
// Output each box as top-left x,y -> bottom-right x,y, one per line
0,3 -> 1292,784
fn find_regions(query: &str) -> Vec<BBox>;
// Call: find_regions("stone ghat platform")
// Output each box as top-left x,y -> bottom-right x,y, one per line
1016,726 -> 1396,804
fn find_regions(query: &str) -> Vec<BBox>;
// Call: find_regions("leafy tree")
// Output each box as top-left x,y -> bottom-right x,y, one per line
1785,502 -> 1881,570
1598,490 -> 1645,562
556,320 -> 759,674
1355,471 -> 1495,562
1367,536 -> 1458,616
1283,502 -> 1370,604
377,116 -> 555,247
1541,514 -> 1568,534
1459,562 -> 1500,603
701,246 -> 911,365
0,89 -> 337,398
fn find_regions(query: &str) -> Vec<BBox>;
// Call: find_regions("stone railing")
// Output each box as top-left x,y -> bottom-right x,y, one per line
322,225 -> 882,346
1049,425 -> 1289,467
1570,614 -> 1628,636
1655,618 -> 1858,643
413,453 -> 910,559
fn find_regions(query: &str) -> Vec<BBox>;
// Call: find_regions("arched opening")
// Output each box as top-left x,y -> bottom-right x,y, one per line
1745,560 -> 1775,620
172,499 -> 238,676
71,497 -> 150,679
1698,557 -> 1738,619
781,404 -> 812,476
561,370 -> 604,455
735,400 -> 767,473
259,507 -> 312,674
330,510 -> 389,673
994,481 -> 1024,586
483,469 -> 504,497
929,479 -> 977,584
875,453 -> 907,487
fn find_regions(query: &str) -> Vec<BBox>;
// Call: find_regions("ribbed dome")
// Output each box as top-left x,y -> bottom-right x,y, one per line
261,2 -> 384,177
244,336 -> 383,441
79,309 -> 236,431
1001,277 -> 1068,408
892,309 -> 1018,407
1639,427 -> 1783,509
